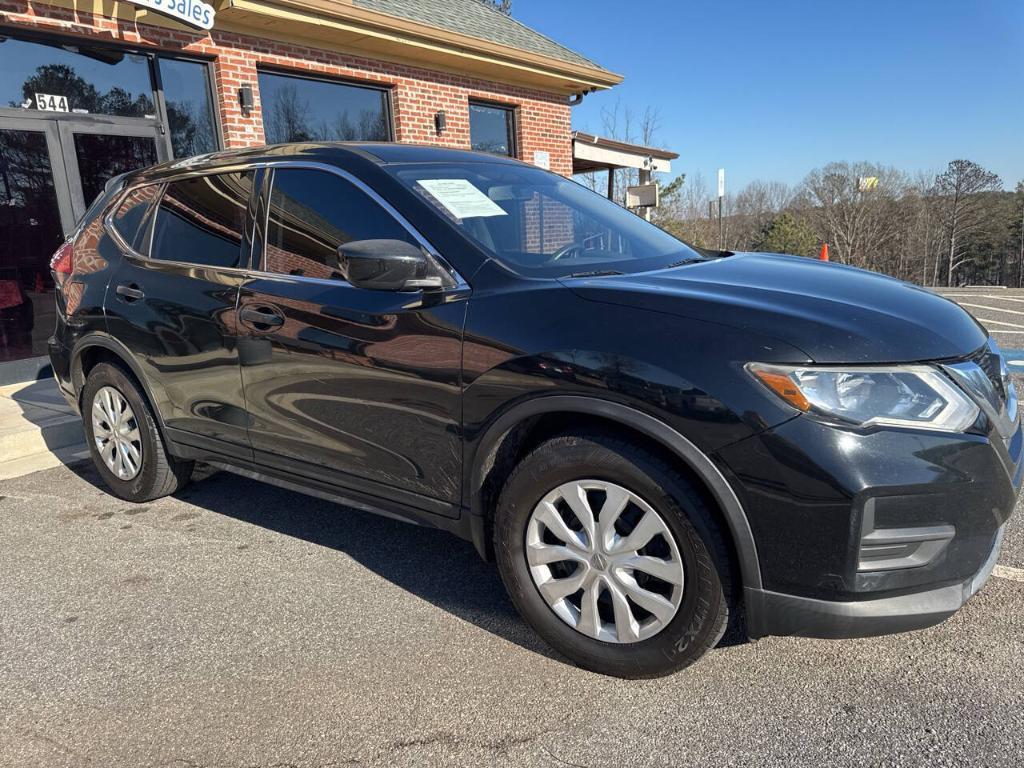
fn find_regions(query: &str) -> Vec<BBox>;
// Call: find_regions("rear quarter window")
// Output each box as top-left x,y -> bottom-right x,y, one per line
109,184 -> 162,252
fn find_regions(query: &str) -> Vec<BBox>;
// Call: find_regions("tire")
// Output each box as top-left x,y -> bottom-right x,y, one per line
494,432 -> 733,678
82,362 -> 193,502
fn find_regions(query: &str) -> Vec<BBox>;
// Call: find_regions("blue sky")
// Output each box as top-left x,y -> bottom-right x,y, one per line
514,0 -> 1024,191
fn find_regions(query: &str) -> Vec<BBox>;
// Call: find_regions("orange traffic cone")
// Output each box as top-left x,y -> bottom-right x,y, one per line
819,243 -> 829,262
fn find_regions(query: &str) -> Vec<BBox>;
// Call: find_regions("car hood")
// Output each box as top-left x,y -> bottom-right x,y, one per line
562,252 -> 987,364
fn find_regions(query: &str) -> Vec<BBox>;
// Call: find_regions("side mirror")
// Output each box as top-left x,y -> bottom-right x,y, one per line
336,239 -> 443,292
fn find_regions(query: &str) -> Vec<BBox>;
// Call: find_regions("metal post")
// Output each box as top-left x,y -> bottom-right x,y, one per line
1018,200 -> 1024,288
718,196 -> 724,250
639,168 -> 651,221
606,167 -> 615,202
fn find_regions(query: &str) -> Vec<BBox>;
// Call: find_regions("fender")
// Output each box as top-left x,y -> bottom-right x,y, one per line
468,395 -> 763,591
69,332 -> 169,436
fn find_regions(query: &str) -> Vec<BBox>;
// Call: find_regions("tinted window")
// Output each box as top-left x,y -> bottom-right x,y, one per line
110,185 -> 161,251
73,134 -> 159,206
158,58 -> 218,157
264,169 -> 415,280
149,172 -> 254,267
469,102 -> 515,156
0,36 -> 155,118
387,162 -> 699,278
258,71 -> 390,144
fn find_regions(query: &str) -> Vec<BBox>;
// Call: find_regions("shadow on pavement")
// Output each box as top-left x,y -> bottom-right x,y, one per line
65,460 -> 565,663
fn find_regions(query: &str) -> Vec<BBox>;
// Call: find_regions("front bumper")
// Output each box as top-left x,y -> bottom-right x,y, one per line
717,401 -> 1021,640
745,525 -> 1005,639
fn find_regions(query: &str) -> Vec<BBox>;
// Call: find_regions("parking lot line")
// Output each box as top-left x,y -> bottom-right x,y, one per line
993,565 -> 1024,582
954,303 -> 1024,317
976,318 -> 1024,328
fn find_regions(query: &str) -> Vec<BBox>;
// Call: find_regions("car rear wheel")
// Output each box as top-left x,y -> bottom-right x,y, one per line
82,362 -> 193,502
494,432 -> 733,678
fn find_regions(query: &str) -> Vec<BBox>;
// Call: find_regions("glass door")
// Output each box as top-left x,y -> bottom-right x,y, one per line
58,121 -> 164,219
0,116 -> 163,368
0,118 -> 74,365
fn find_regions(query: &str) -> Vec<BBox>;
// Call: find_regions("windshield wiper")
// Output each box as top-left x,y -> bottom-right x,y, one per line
566,269 -> 623,278
664,257 -> 706,269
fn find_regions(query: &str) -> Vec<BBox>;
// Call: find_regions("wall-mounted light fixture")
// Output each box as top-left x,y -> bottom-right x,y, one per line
238,84 -> 254,117
434,110 -> 446,135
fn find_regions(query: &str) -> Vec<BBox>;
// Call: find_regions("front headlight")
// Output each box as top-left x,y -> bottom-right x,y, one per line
747,363 -> 980,432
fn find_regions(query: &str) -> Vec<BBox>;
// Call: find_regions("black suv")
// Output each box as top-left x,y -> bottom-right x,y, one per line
49,143 -> 1019,678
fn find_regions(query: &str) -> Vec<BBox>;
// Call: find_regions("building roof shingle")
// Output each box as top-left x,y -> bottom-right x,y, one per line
353,0 -> 606,70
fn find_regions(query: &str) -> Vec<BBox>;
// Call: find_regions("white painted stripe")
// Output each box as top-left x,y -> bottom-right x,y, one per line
993,565 -> 1024,582
981,295 -> 1024,304
977,318 -> 1024,328
981,330 -> 1024,334
959,302 -> 1024,317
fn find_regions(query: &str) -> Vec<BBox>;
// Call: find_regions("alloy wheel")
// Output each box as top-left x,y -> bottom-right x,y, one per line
91,385 -> 143,481
525,480 -> 684,643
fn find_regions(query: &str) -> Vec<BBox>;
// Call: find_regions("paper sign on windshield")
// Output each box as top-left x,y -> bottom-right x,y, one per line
418,179 -> 507,219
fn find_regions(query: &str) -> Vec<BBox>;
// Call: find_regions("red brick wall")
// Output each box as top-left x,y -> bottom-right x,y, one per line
0,1 -> 574,176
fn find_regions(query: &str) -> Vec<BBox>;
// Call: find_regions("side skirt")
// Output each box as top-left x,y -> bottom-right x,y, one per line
166,436 -> 473,541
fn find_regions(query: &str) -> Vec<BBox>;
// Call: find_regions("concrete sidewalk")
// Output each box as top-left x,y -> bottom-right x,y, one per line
0,378 -> 88,481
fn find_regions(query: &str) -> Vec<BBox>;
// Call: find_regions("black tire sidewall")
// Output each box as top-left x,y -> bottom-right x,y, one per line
82,363 -> 165,502
495,434 -> 729,678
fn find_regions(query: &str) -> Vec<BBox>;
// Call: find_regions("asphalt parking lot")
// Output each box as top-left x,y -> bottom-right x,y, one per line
935,287 -> 1024,365
2,291 -> 1024,768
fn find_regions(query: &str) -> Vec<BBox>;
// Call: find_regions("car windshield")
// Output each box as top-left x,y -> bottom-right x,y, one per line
384,161 -> 703,278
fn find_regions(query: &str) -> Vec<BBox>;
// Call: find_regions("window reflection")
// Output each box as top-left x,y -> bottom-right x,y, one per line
159,58 -> 218,157
73,134 -> 159,207
0,129 -> 64,362
0,37 -> 155,118
150,173 -> 253,268
258,71 -> 390,144
469,102 -> 515,156
265,169 -> 413,279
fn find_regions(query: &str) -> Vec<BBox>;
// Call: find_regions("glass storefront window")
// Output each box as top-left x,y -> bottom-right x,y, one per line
0,37 -> 156,118
469,102 -> 515,157
159,58 -> 218,157
258,70 -> 390,144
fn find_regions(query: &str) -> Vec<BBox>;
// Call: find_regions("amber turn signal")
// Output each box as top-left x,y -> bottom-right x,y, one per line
749,367 -> 811,411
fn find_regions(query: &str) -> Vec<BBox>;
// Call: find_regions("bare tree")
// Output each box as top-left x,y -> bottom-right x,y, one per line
592,99 -> 663,206
800,162 -> 906,270
933,159 -> 1003,285
477,0 -> 512,13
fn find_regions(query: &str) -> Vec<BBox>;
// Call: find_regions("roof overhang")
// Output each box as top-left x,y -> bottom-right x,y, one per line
215,0 -> 623,95
21,1 -> 621,95
572,131 -> 678,174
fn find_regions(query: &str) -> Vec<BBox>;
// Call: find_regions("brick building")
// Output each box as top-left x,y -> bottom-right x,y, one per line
0,0 -> 620,380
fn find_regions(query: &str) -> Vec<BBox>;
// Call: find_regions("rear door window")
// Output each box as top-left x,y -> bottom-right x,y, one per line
149,172 -> 254,267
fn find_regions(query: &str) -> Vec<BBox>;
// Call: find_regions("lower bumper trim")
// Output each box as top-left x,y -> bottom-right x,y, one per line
746,526 -> 1005,640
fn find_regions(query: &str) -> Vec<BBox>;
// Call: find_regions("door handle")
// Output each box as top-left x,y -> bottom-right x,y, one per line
115,283 -> 144,301
239,304 -> 284,330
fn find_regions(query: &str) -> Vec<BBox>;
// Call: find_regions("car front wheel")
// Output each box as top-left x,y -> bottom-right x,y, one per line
494,432 -> 733,678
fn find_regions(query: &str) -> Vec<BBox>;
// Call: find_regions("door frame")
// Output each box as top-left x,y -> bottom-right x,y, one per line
56,118 -> 167,218
0,115 -> 77,235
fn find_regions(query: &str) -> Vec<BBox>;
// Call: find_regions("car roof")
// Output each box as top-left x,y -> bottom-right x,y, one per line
126,141 -> 523,185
